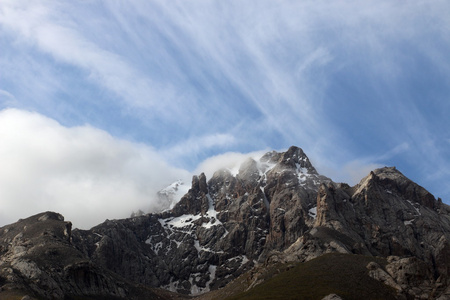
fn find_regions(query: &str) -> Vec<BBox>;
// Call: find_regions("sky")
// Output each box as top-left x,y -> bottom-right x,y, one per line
1,0 -> 449,229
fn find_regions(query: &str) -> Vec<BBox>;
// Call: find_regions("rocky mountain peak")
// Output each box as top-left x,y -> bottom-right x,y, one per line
354,166 -> 437,210
259,146 -> 318,176
1,146 -> 450,299
171,172 -> 209,217
37,211 -> 65,222
237,157 -> 259,182
280,146 -> 318,173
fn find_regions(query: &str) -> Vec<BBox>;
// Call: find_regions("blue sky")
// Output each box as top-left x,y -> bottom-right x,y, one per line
1,0 -> 449,228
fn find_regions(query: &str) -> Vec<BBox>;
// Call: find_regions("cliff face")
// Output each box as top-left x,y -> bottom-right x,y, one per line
314,167 -> 449,261
1,146 -> 449,299
283,166 -> 450,299
0,212 -> 161,299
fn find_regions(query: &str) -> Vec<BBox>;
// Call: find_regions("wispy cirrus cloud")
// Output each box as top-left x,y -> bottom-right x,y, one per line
2,0 -> 448,151
0,0 -> 178,112
1,0 -> 449,213
0,89 -> 16,107
162,133 -> 238,168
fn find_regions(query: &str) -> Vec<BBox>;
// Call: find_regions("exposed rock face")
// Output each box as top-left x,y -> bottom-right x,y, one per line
367,256 -> 441,299
1,146 -> 449,299
0,212 -> 166,299
297,166 -> 450,298
313,167 -> 450,263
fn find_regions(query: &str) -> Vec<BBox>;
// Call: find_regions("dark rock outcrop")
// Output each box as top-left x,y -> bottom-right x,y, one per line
0,212 -> 169,299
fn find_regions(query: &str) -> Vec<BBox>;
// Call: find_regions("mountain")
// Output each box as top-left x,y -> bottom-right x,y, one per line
1,146 -> 449,299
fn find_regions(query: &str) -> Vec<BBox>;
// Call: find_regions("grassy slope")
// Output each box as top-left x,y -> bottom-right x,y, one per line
224,253 -> 397,300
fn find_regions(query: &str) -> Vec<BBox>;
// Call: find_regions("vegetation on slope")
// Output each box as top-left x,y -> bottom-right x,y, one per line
224,253 -> 397,300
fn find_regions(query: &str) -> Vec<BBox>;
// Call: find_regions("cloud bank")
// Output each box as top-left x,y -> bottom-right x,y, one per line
0,109 -> 190,229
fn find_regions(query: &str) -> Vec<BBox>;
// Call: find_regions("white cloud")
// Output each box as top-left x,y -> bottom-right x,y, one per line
0,109 -> 190,229
194,150 -> 268,180
162,133 -> 238,165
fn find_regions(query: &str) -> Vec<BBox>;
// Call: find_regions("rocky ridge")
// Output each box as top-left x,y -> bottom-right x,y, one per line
0,212 -> 169,299
1,146 -> 449,299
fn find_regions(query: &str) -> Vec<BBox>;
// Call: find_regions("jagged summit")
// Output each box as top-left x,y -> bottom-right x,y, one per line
1,146 -> 450,299
267,145 -> 318,174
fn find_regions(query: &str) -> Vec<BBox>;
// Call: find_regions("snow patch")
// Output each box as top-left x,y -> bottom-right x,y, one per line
226,255 -> 250,268
187,265 -> 217,294
206,265 -> 216,290
241,255 -> 249,267
308,206 -> 317,219
160,214 -> 202,228
296,163 -> 309,174
406,200 -> 421,216
260,187 -> 270,209
201,194 -> 224,229
190,280 -> 200,295
194,240 -> 224,254
298,174 -> 307,183
295,163 -> 320,187
404,219 -> 414,226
